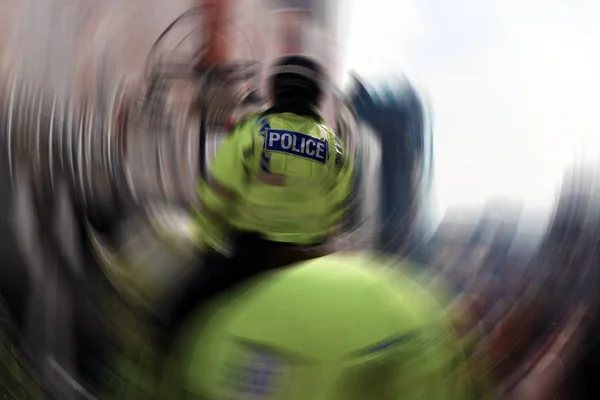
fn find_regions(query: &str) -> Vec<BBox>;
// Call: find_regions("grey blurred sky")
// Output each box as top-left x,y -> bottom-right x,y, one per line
343,0 -> 600,217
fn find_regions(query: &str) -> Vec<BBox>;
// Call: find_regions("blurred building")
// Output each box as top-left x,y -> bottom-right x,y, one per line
472,200 -> 524,274
536,163 -> 600,307
0,0 -> 19,73
233,0 -> 342,124
425,199 -> 525,293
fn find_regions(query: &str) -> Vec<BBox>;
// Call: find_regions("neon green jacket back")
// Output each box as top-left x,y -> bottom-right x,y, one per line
197,112 -> 354,246
160,254 -> 477,400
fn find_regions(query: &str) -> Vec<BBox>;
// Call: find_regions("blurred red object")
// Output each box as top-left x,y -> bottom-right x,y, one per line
225,115 -> 234,132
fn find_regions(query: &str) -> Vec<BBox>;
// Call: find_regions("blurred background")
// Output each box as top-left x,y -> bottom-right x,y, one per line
1,0 -> 600,398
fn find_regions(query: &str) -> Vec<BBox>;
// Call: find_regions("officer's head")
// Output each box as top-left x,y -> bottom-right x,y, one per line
268,55 -> 326,109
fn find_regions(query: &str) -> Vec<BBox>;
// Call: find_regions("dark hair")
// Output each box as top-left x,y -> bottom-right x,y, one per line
265,55 -> 325,121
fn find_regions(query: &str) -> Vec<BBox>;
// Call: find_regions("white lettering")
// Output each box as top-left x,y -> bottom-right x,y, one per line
306,139 -> 315,156
281,133 -> 292,149
316,142 -> 326,159
292,135 -> 300,152
268,132 -> 280,147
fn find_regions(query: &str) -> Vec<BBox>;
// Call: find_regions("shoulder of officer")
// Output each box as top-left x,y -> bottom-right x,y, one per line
317,123 -> 341,143
231,112 -> 261,131
327,129 -> 347,166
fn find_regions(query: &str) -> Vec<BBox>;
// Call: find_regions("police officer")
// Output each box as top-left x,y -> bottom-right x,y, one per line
164,55 -> 354,341
160,254 -> 479,400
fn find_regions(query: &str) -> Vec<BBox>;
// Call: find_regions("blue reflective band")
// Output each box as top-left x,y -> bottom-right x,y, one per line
355,332 -> 416,357
258,117 -> 270,137
264,129 -> 328,164
261,151 -> 271,172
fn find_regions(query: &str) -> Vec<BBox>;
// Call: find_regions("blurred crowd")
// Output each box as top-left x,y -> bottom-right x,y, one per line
417,163 -> 600,399
2,1 -> 600,399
